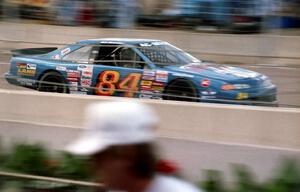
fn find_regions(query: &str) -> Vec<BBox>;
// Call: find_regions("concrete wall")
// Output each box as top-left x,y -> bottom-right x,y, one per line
1,22 -> 300,64
1,89 -> 300,149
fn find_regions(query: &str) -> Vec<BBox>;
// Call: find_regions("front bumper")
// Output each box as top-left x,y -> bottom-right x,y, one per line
199,85 -> 278,106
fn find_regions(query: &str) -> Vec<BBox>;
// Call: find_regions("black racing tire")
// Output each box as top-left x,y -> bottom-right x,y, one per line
163,80 -> 198,102
37,71 -> 68,93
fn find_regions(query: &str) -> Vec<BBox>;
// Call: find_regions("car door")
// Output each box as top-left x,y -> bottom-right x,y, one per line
91,45 -> 149,98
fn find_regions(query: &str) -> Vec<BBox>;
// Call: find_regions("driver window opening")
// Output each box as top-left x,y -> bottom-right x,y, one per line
91,45 -> 146,69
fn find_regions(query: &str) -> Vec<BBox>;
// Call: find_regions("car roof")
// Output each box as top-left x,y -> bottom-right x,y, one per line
77,38 -> 163,46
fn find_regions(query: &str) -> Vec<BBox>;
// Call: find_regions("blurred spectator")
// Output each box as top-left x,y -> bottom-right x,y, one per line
0,0 -> 2,18
2,0 -> 21,19
55,0 -> 81,25
65,101 -> 202,192
94,0 -> 113,27
1,0 -> 299,31
111,0 -> 139,28
77,0 -> 96,25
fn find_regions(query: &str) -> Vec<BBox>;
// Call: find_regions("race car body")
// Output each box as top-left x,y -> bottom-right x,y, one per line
5,38 -> 277,105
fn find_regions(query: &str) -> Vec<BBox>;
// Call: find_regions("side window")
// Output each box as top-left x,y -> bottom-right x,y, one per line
93,46 -> 147,69
93,46 -> 119,66
63,46 -> 93,63
115,47 -> 145,69
138,47 -> 172,65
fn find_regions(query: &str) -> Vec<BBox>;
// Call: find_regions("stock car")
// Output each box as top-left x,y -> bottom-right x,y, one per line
5,38 -> 277,105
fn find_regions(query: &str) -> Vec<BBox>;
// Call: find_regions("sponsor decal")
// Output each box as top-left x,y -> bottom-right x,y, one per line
201,91 -> 217,95
151,86 -> 164,92
139,90 -> 163,100
70,91 -> 87,95
140,90 -> 153,94
200,95 -> 216,99
139,90 -> 153,99
209,66 -> 259,78
233,84 -> 251,89
61,48 -> 71,56
151,96 -> 163,100
139,43 -> 152,47
26,63 -> 36,70
139,90 -> 159,99
155,71 -> 168,82
140,42 -> 168,47
139,94 -> 153,99
52,54 -> 60,60
78,64 -> 93,79
152,81 -> 164,87
67,78 -> 78,82
56,65 -> 67,71
180,64 -> 206,73
172,73 -> 194,78
17,63 -> 27,68
152,41 -> 168,46
17,79 -> 35,86
69,82 -> 78,91
140,85 -> 152,91
17,63 -> 36,76
66,70 -> 79,82
67,70 -> 79,78
201,79 -> 210,87
82,71 -> 93,78
77,64 -> 93,71
100,41 -> 123,44
81,88 -> 88,92
142,75 -> 155,81
81,78 -> 92,86
237,92 -> 249,100
141,80 -> 152,86
143,70 -> 156,77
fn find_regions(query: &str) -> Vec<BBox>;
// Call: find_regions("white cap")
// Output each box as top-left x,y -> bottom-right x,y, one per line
65,101 -> 159,156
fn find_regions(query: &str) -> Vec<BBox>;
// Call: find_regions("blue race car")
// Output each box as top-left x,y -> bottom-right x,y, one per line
5,38 -> 277,105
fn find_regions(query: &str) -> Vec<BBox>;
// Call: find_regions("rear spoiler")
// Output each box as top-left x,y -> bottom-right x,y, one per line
11,47 -> 58,57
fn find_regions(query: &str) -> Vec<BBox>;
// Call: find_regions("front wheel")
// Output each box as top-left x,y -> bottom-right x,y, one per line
163,80 -> 198,102
37,71 -> 68,93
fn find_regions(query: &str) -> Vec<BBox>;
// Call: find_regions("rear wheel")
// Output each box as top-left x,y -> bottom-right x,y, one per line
163,80 -> 198,102
37,71 -> 68,93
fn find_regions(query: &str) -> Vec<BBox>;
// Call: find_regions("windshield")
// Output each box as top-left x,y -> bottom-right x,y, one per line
138,43 -> 201,67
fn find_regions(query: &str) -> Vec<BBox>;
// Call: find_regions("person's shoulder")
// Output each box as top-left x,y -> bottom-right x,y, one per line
146,175 -> 204,192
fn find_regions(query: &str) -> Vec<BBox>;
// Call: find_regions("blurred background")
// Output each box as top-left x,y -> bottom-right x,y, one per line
0,0 -> 300,33
1,1 -> 300,192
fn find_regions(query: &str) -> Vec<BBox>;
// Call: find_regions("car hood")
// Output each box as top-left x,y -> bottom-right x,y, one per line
165,63 -> 264,82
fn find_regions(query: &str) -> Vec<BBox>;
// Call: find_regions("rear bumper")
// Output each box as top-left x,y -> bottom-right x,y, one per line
5,72 -> 37,88
5,72 -> 17,85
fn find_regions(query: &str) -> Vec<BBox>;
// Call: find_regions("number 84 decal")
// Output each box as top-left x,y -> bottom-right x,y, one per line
95,70 -> 142,97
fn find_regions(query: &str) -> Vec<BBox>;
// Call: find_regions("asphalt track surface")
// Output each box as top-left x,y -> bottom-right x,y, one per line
1,53 -> 300,108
